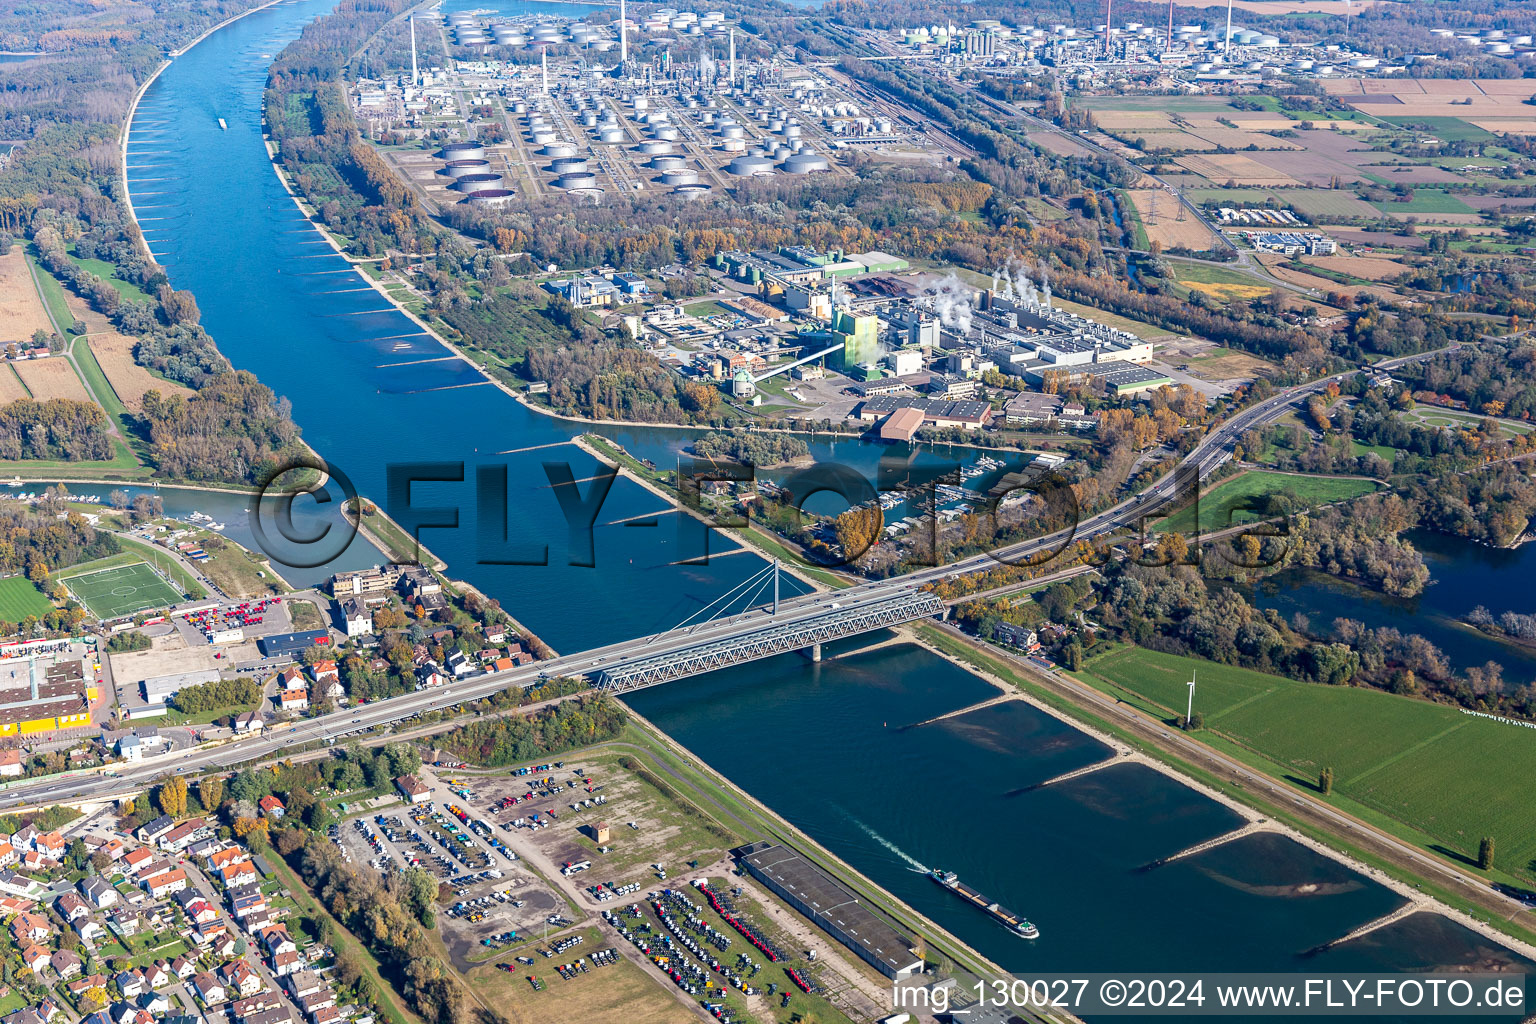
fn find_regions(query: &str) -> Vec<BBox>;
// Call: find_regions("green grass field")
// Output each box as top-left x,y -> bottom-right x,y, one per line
1379,117 -> 1495,143
1154,470 -> 1380,534
1371,188 -> 1474,216
1080,647 -> 1536,876
61,561 -> 185,619
0,576 -> 53,621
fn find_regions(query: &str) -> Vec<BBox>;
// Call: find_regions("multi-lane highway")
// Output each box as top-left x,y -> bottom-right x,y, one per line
2,351 -> 1442,808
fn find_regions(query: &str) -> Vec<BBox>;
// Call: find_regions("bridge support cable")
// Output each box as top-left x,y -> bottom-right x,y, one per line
645,558 -> 780,646
597,592 -> 945,693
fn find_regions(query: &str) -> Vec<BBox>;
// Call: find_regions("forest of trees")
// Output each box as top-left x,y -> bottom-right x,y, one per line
137,371 -> 305,483
691,430 -> 809,466
169,677 -> 262,715
435,694 -> 627,766
0,399 -> 113,462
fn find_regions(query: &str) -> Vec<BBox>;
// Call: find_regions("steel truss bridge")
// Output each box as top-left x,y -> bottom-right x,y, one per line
596,591 -> 945,693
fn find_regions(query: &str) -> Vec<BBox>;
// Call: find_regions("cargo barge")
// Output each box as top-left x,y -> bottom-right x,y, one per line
928,869 -> 1039,939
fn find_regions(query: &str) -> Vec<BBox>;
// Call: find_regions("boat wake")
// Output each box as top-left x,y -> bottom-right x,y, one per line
845,810 -> 928,874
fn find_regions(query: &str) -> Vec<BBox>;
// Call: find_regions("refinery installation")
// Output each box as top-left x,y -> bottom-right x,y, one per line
353,7 -> 923,208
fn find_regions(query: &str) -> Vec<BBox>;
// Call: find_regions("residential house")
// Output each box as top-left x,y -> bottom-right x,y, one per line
159,818 -> 212,852
121,847 -> 154,876
3,1009 -> 42,1024
206,846 -> 250,872
170,956 -> 196,981
55,892 -> 90,922
49,950 -> 81,981
0,843 -> 18,869
11,824 -> 38,850
191,972 -> 226,1004
0,750 -> 22,777
34,833 -> 63,859
136,816 -> 175,845
98,838 -> 126,861
220,959 -> 262,998
73,918 -> 105,945
227,885 -> 266,919
34,1001 -> 59,1024
219,860 -> 258,888
10,912 -> 51,944
180,897 -> 218,926
107,909 -> 141,937
81,876 -> 117,909
234,712 -> 262,735
269,951 -> 302,978
115,970 -> 146,999
136,993 -> 170,1015
20,944 -> 49,973
257,795 -> 285,820
260,926 -> 296,958
142,868 -> 187,898
309,1006 -> 342,1024
142,963 -> 169,990
67,974 -> 108,999
285,972 -> 323,1001
297,989 -> 336,1018
81,1011 -> 110,1024
231,994 -> 284,1020
309,660 -> 339,686
21,850 -> 56,871
0,870 -> 42,901
242,1011 -> 294,1024
278,689 -> 308,713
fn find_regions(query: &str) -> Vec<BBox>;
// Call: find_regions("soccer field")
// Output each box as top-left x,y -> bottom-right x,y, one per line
63,562 -> 185,619
0,577 -> 53,622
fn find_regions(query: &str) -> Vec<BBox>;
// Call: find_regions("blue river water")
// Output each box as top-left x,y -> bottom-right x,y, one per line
122,0 -> 1532,1001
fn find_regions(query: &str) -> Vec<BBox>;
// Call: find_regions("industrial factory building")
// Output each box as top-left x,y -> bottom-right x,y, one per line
0,655 -> 95,736
734,841 -> 924,979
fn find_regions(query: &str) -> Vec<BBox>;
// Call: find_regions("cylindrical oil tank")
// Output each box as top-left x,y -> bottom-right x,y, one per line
549,157 -> 588,174
442,159 -> 491,178
466,189 -> 515,206
637,140 -> 673,155
565,187 -> 604,198
596,129 -> 626,144
442,141 -> 485,161
553,171 -> 598,190
512,102 -> 527,114
718,124 -> 744,140
649,154 -> 685,170
652,127 -> 679,141
581,113 -> 599,127
542,143 -> 578,158
673,183 -> 712,199
454,173 -> 504,193
718,138 -> 746,153
726,155 -> 774,176
530,131 -> 557,145
491,26 -> 520,44
781,124 -> 802,140
659,169 -> 698,186
780,152 -> 829,174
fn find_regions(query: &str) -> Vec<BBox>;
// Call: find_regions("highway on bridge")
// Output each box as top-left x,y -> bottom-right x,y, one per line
1,351 -> 1442,808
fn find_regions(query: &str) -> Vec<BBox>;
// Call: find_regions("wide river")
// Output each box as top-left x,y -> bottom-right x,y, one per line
124,0 -> 1530,1009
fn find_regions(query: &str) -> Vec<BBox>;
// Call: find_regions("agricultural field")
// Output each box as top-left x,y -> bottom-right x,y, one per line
1170,263 -> 1274,303
13,357 -> 89,402
1298,254 -> 1408,283
0,250 -> 52,344
0,576 -> 54,621
1174,153 -> 1299,187
1122,189 -> 1221,250
0,367 -> 29,405
1369,189 -> 1475,217
1153,470 -> 1380,535
1166,343 -> 1279,383
1079,646 -> 1536,877
89,333 -> 192,412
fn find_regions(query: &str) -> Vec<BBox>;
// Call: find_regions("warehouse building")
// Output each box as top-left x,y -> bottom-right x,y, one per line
0,656 -> 94,736
734,841 -> 923,979
257,631 -> 331,659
